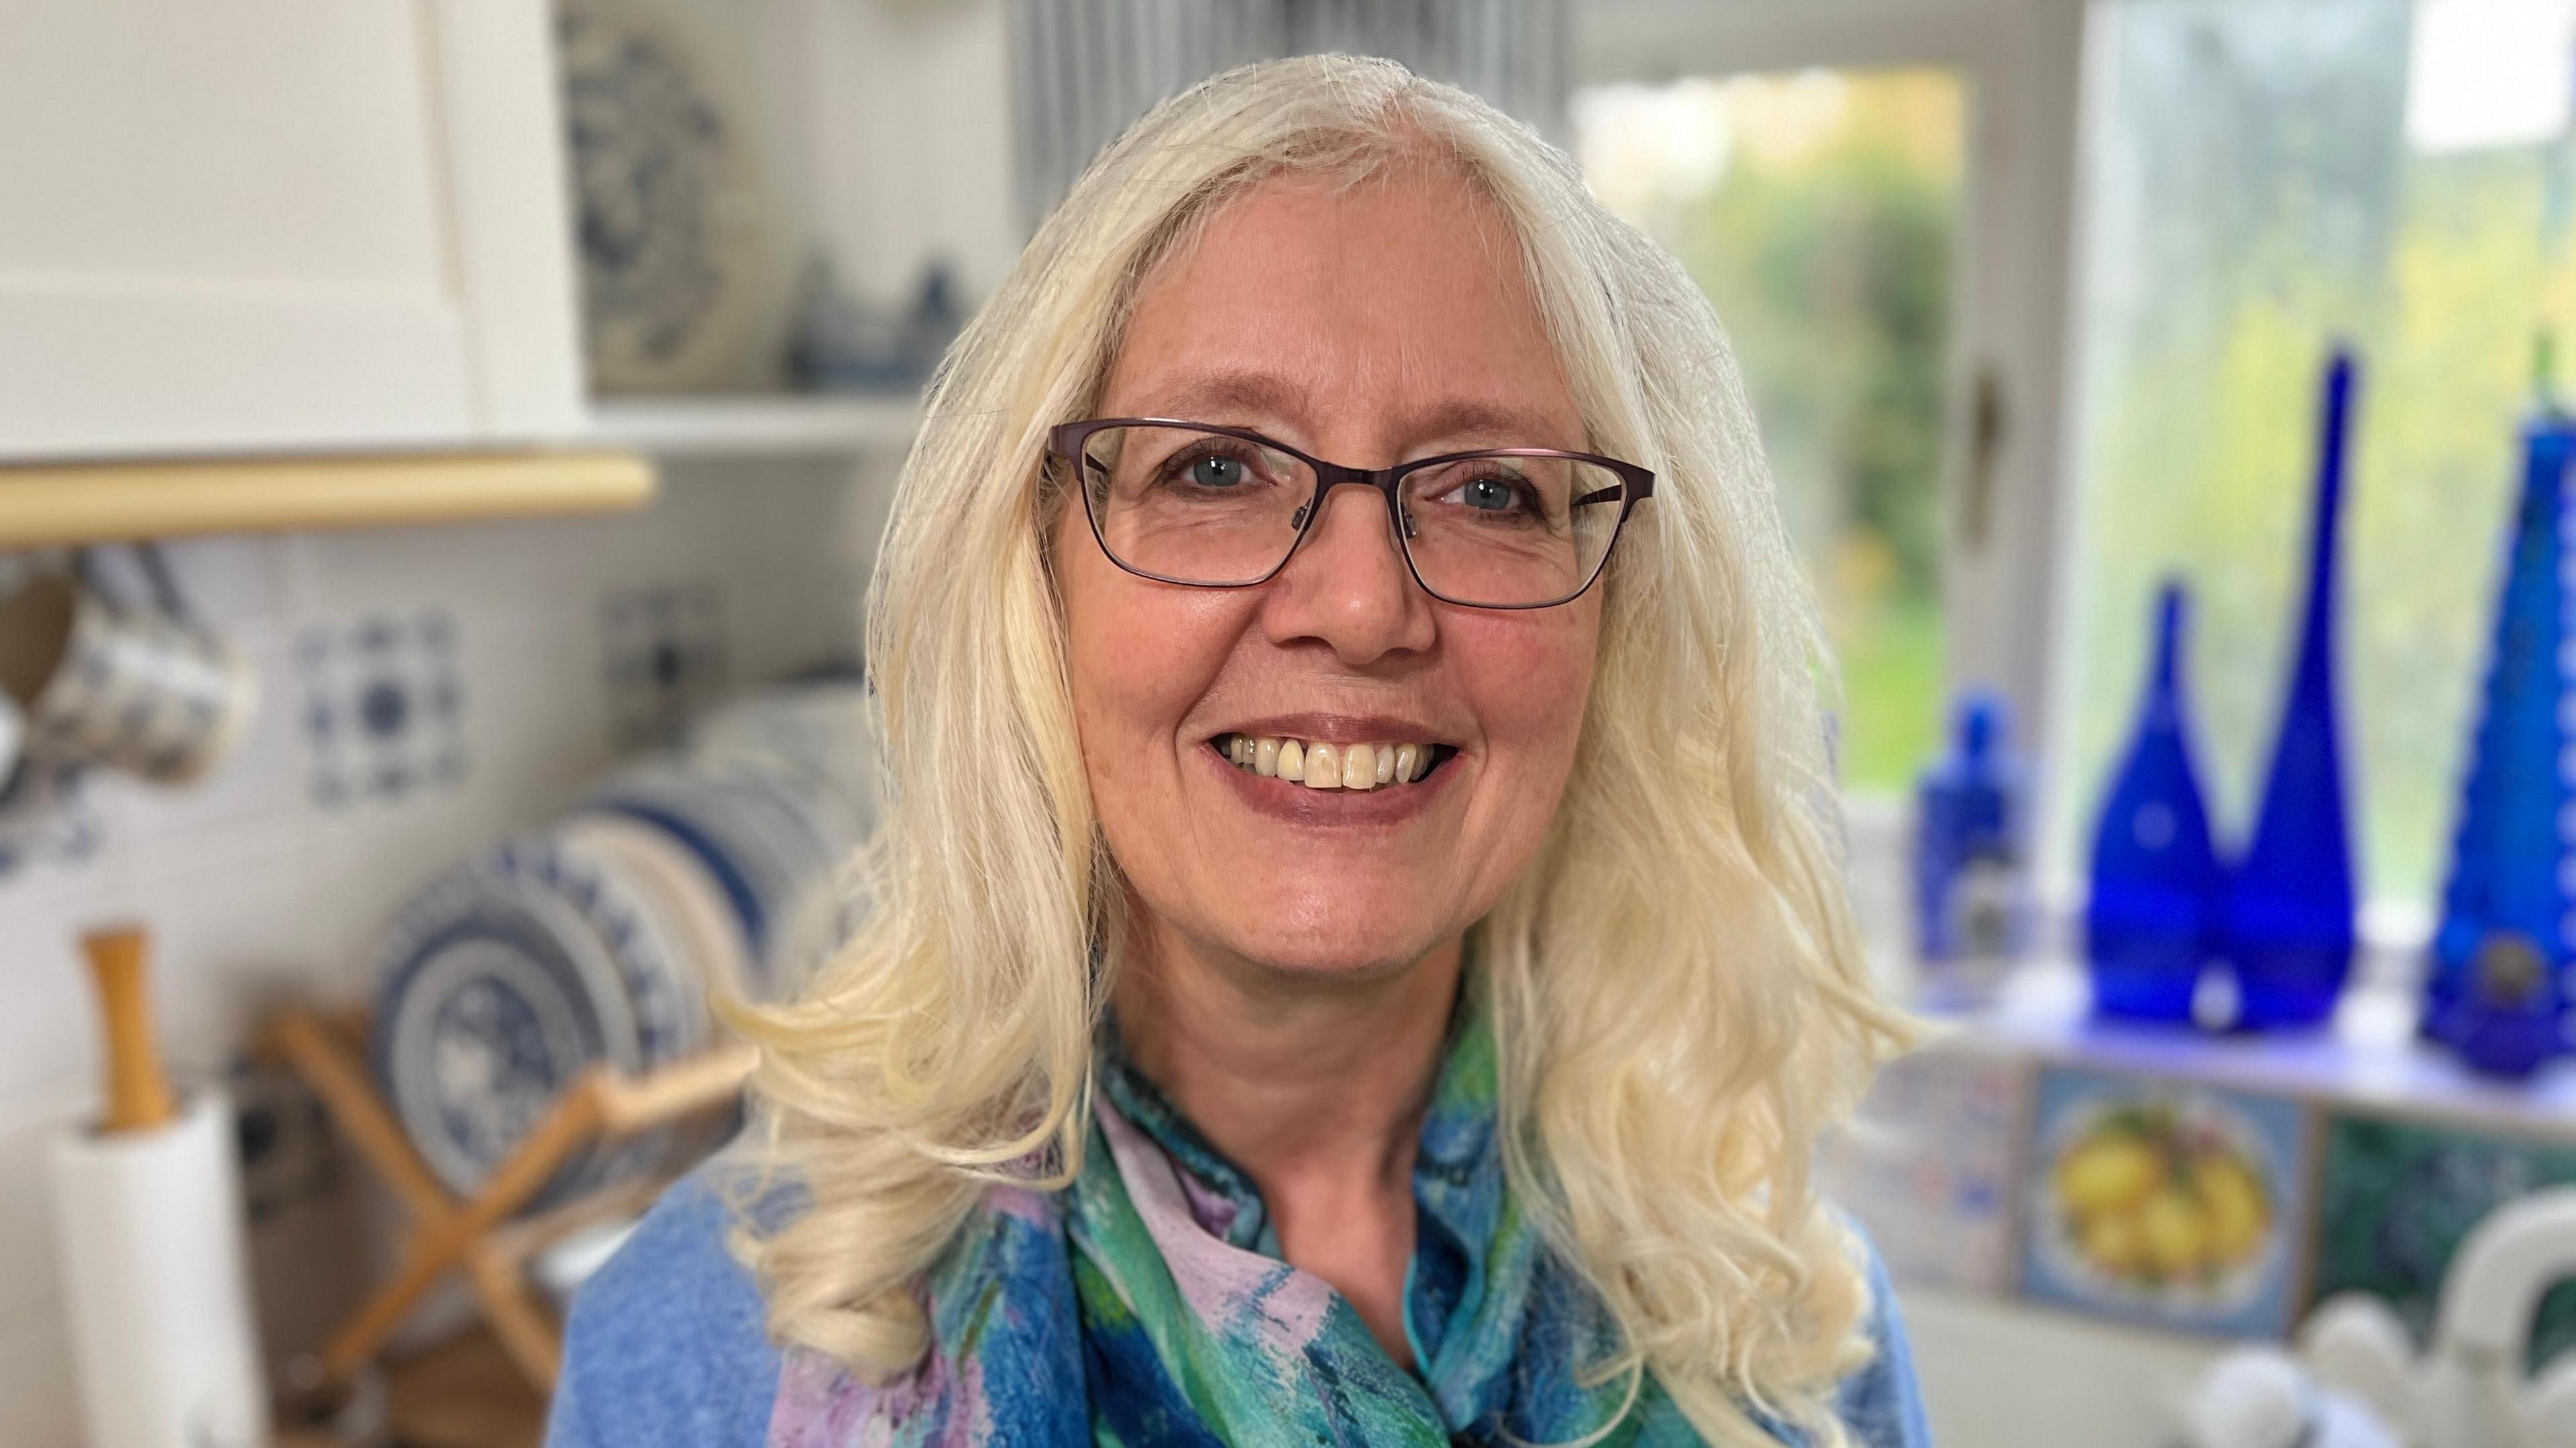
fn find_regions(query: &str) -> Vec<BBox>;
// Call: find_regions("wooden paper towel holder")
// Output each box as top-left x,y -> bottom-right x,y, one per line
258,1006 -> 756,1394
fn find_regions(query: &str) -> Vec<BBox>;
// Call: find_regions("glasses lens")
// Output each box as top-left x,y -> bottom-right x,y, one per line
1080,425 -> 1313,586
1398,454 -> 1630,606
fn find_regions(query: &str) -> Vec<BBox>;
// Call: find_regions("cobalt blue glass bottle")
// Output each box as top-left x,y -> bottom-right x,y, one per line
2222,350 -> 2361,1030
2088,583 -> 2222,1023
1913,689 -> 2029,1008
2426,377 -> 2576,1073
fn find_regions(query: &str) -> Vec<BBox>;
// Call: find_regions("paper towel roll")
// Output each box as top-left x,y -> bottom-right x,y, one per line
48,1085 -> 271,1448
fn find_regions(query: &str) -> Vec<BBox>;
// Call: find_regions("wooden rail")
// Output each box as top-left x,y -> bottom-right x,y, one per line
0,449 -> 653,545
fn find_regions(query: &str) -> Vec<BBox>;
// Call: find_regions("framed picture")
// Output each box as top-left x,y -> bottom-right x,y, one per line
2016,1064 -> 2315,1336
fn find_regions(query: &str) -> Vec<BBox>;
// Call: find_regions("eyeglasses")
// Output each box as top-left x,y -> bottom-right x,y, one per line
1048,419 -> 1652,610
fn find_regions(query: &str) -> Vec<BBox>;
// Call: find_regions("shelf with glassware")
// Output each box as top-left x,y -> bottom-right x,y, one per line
1851,343 -> 2576,1398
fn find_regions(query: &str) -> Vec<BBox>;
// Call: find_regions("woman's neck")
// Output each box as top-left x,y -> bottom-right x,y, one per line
1109,922 -> 1465,1366
1110,926 -> 1465,1188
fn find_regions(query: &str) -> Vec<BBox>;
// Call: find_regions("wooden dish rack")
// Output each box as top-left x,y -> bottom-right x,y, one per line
259,1006 -> 755,1394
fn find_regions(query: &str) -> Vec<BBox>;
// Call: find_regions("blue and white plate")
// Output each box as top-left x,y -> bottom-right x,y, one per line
375,832 -> 698,1205
690,679 -> 881,848
375,859 -> 624,1205
581,761 -> 830,997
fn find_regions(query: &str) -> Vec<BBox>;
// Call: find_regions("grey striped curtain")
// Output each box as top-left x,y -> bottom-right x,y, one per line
1010,0 -> 1566,228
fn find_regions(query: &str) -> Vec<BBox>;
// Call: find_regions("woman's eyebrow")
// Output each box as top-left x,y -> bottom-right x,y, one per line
1142,368 -> 1313,423
1140,370 -> 1559,448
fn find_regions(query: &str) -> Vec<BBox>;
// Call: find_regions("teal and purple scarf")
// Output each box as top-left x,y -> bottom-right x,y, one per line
765,1011 -> 1726,1446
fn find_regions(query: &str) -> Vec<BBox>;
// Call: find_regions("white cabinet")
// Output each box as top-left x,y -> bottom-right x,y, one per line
0,1 -> 584,461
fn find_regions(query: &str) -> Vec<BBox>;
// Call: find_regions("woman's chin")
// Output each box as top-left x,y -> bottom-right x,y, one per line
1204,898 -> 1451,981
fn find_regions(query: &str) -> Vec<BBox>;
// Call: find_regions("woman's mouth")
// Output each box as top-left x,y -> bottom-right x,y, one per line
1206,732 -> 1458,791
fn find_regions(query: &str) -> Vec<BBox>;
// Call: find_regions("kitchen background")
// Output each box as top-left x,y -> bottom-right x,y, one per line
6,1 -> 2576,1446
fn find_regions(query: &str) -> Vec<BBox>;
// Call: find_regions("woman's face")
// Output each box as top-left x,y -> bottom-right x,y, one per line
1055,166 -> 1603,979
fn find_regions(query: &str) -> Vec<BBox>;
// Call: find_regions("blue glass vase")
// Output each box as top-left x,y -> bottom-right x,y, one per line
2088,583 -> 2223,1023
2222,351 -> 2361,1029
2426,411 -> 2576,1073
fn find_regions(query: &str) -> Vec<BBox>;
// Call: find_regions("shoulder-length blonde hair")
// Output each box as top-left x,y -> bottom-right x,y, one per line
732,52 -> 1911,1447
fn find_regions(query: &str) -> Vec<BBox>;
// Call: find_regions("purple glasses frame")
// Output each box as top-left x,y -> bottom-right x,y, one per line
1046,417 -> 1655,610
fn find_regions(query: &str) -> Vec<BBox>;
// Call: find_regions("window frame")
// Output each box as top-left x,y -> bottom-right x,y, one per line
1575,0 -> 2096,942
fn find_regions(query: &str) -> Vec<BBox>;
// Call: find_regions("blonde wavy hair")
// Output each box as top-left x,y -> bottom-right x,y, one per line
731,53 -> 1912,1447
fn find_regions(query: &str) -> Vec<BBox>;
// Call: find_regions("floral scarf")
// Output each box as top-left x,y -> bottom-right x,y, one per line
767,1010 -> 1715,1447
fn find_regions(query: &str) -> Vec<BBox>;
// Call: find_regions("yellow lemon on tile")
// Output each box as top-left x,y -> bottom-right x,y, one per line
2058,1131 -> 2165,1217
2194,1154 -> 2270,1266
2141,1187 -> 2210,1277
2080,1207 -> 2147,1276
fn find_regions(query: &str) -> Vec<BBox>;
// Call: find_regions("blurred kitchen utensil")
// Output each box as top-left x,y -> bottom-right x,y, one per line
0,567 -> 256,784
50,924 -> 272,1448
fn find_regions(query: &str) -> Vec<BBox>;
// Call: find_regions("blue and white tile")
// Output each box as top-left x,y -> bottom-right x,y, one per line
297,610 -> 471,812
601,579 -> 729,748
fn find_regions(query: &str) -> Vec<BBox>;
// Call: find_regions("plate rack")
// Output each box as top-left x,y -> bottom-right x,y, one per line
258,1006 -> 756,1394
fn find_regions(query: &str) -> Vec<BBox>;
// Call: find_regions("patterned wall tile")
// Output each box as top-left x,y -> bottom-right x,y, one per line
600,580 -> 727,748
298,610 -> 470,810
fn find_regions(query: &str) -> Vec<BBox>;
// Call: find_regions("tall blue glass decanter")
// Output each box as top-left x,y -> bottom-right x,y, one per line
2220,351 -> 2361,1029
2426,372 -> 2576,1075
2088,583 -> 2223,1023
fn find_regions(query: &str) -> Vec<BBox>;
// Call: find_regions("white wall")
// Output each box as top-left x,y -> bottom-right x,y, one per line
0,454 -> 893,1446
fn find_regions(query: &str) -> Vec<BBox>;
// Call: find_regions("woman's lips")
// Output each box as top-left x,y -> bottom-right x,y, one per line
1199,736 -> 1455,826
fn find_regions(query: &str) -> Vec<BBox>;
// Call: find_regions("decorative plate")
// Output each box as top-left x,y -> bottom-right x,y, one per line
374,863 -> 624,1205
375,834 -> 700,1205
555,812 -> 753,1007
558,0 -> 786,392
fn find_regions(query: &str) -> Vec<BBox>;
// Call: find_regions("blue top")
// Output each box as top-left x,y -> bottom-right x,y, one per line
547,1168 -> 1934,1447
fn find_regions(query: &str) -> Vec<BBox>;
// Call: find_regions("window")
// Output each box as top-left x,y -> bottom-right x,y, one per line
2049,0 -> 2576,915
1574,69 -> 1966,794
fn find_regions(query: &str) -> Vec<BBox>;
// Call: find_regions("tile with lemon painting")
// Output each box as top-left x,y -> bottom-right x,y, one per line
2017,1064 -> 2316,1336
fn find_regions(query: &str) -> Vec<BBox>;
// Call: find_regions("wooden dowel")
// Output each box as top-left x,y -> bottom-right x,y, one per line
264,1009 -> 451,1220
468,1244 -> 564,1392
596,1043 -> 756,1134
82,926 -> 176,1134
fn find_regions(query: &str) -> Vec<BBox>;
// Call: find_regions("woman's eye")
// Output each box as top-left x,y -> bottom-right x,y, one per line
1457,476 -> 1517,510
1187,453 -> 1246,488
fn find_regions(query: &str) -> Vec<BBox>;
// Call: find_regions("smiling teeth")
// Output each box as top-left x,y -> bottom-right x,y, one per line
1218,734 -> 1439,790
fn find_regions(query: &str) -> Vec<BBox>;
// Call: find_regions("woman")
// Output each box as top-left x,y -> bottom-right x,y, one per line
551,54 -> 1925,1448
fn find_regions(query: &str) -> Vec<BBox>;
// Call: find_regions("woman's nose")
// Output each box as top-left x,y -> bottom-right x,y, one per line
1261,483 -> 1436,663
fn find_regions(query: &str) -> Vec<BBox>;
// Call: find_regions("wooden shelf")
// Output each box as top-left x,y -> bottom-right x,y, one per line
584,394 -> 921,459
0,450 -> 655,546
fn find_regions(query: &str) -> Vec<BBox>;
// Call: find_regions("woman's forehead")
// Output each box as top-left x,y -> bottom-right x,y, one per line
1101,168 -> 1584,453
